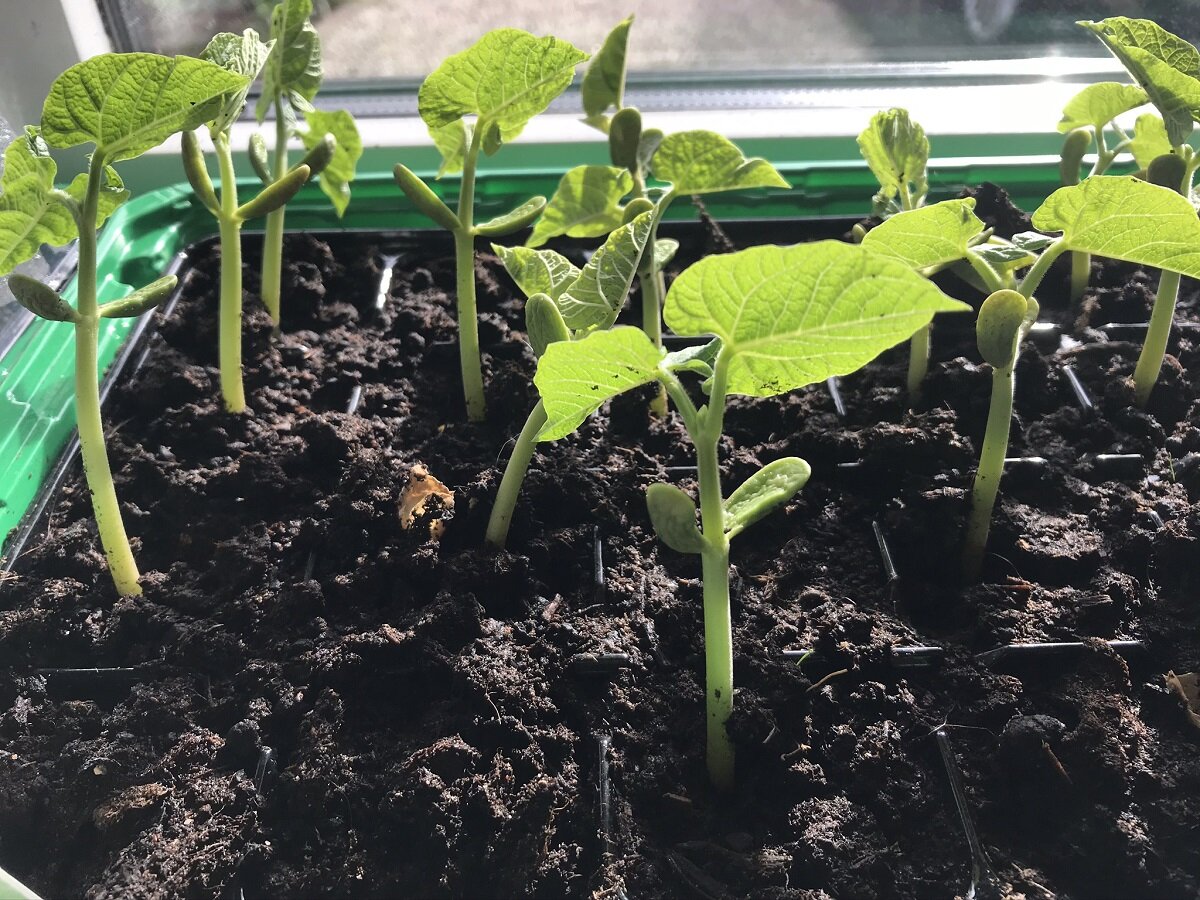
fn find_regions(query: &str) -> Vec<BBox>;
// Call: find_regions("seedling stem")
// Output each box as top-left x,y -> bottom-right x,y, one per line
215,133 -> 246,413
75,153 -> 142,597
484,401 -> 548,546
455,124 -> 487,422
261,100 -> 288,327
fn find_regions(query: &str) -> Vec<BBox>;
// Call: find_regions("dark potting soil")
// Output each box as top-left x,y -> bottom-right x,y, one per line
2,185 -> 1200,899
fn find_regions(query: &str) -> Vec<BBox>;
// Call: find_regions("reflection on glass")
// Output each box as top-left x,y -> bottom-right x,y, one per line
102,1 -> 1199,80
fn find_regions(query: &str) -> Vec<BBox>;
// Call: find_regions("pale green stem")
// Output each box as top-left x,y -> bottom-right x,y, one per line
963,358 -> 1014,580
484,401 -> 548,548
665,358 -> 736,790
75,153 -> 142,597
261,97 -> 287,328
215,133 -> 246,414
455,125 -> 486,422
0,864 -> 39,900
1133,268 -> 1181,408
1018,239 -> 1067,300
965,251 -> 1005,294
1070,250 -> 1090,304
907,325 -> 930,401
642,189 -> 675,417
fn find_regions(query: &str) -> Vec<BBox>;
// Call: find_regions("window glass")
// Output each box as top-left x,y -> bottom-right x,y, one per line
101,1 -> 1199,82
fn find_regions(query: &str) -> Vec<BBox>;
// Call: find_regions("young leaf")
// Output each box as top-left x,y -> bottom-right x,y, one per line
664,241 -> 969,397
476,196 -> 548,237
1130,113 -> 1172,168
976,289 -> 1029,368
300,109 -> 361,216
526,292 -> 571,356
527,165 -> 634,247
418,29 -> 588,145
1080,17 -> 1200,146
491,244 -> 580,301
860,198 -> 985,270
430,120 -> 468,178
1011,231 -> 1055,252
0,131 -> 81,274
654,238 -> 680,270
98,275 -> 178,318
1057,82 -> 1148,132
201,29 -> 273,135
7,273 -> 78,322
971,242 -> 1036,271
535,326 -> 662,440
645,483 -> 706,554
663,337 -> 721,379
65,165 -> 128,228
582,16 -> 633,129
257,0 -> 322,121
557,210 -> 653,330
1032,175 -> 1200,276
41,53 -> 250,161
723,457 -> 811,539
651,131 -> 789,195
857,108 -> 929,201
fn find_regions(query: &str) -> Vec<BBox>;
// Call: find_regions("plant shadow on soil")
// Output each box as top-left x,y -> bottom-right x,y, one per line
2,186 -> 1200,898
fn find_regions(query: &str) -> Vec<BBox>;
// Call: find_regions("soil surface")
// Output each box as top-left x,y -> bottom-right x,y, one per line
2,186 -> 1200,899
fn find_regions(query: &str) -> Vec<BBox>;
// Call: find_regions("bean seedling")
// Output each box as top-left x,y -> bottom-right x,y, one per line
857,108 -> 942,400
182,29 -> 312,413
0,52 -> 248,596
1081,16 -> 1200,406
485,209 -> 654,548
961,174 -> 1200,577
1055,80 -> 1146,301
254,0 -> 363,329
534,241 -> 966,788
393,28 -> 588,421
531,17 -> 789,414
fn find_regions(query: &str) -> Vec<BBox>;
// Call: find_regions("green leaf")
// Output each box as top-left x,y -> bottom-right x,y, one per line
1057,81 -> 1148,132
557,210 -> 653,330
1080,17 -> 1200,146
1011,231 -> 1055,252
525,292 -> 571,357
1032,175 -> 1200,276
527,165 -> 633,247
654,238 -> 679,270
98,274 -> 178,318
65,165 -> 128,228
41,53 -> 250,161
491,244 -> 580,301
582,16 -> 632,128
860,198 -> 985,271
0,130 -> 80,275
430,119 -> 468,178
651,131 -> 789,195
970,242 -> 1036,271
663,337 -> 721,380
300,108 -> 361,216
7,273 -> 78,322
418,29 -> 587,147
976,289 -> 1029,368
723,457 -> 811,539
476,196 -> 547,237
1130,113 -> 1172,169
645,483 -> 706,555
857,108 -> 929,203
201,29 -> 273,135
257,0 -> 322,122
664,241 -> 969,398
535,326 -> 662,441
608,107 -> 642,170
